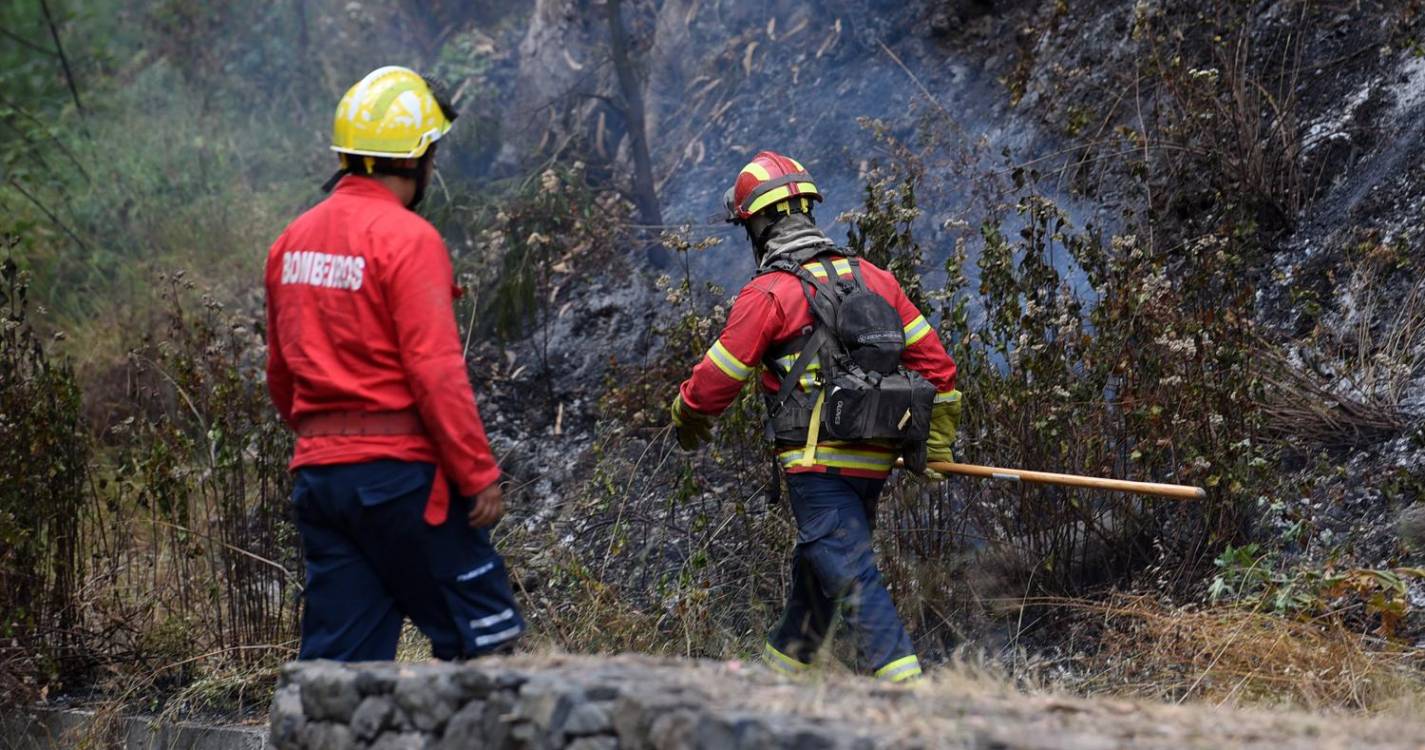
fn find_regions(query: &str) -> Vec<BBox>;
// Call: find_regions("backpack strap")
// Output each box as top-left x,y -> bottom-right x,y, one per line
769,264 -> 840,416
847,257 -> 868,287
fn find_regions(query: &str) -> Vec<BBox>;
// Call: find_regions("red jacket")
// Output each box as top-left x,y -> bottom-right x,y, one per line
265,176 -> 500,502
678,255 -> 958,478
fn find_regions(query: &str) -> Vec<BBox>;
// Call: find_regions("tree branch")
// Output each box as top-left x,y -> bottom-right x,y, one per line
0,24 -> 57,56
604,0 -> 666,266
38,0 -> 83,113
7,178 -> 91,253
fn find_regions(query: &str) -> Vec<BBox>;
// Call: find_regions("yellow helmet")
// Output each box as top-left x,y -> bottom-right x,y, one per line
331,66 -> 456,160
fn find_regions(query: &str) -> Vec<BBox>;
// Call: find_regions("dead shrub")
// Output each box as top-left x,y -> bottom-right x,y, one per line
1261,270 -> 1425,451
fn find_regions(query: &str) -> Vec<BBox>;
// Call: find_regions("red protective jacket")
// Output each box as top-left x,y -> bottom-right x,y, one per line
678,255 -> 958,478
265,176 -> 501,512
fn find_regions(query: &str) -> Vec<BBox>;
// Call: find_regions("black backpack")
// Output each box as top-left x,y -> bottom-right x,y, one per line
760,253 -> 936,473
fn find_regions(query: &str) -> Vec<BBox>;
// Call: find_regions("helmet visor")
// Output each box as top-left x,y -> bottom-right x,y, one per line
723,186 -> 741,224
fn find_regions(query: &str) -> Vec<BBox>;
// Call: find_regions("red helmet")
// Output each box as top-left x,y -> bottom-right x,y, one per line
723,151 -> 823,224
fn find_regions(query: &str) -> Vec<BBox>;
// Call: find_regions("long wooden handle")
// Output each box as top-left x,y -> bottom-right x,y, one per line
902,460 -> 1207,500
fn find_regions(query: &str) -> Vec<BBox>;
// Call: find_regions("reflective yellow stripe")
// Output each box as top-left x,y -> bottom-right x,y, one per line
747,181 -> 819,216
776,444 -> 899,459
772,354 -> 821,392
802,258 -> 852,279
706,340 -> 753,381
875,654 -> 922,682
815,450 -> 898,471
774,354 -> 820,372
777,446 -> 898,472
935,389 -> 962,404
742,162 -> 771,181
903,315 -> 932,346
764,642 -> 810,673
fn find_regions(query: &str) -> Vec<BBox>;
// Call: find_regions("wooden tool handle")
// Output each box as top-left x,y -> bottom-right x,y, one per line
904,460 -> 1207,500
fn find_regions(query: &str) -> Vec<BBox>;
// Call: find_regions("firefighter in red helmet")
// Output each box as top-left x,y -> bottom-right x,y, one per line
671,151 -> 963,682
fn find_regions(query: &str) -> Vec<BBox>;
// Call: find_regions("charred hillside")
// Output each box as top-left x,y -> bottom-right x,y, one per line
479,0 -> 1425,702
1,0 -> 1424,723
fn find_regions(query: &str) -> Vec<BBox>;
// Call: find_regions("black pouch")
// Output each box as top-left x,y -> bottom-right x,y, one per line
765,389 -> 817,443
822,370 -> 935,442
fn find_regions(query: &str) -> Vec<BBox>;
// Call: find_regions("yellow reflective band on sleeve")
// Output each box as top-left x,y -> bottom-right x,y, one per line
706,340 -> 754,382
875,654 -> 923,683
903,315 -> 932,346
934,389 -> 962,404
764,642 -> 811,674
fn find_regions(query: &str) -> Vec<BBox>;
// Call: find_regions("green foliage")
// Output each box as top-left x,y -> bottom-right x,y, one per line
1208,542 -> 1425,639
846,139 -> 929,312
0,252 -> 88,700
948,178 -> 1264,596
468,165 -> 619,341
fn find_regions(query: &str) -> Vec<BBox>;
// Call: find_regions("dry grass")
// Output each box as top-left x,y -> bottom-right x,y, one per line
1061,595 -> 1425,712
1261,269 -> 1425,450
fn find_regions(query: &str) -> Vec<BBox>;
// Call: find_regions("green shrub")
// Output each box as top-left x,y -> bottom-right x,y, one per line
0,253 -> 88,700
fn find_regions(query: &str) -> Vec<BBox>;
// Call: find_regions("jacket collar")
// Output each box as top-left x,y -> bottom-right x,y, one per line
758,213 -> 837,269
332,174 -> 405,206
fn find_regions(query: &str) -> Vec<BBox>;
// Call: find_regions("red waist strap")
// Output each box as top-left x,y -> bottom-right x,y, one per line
294,409 -> 451,526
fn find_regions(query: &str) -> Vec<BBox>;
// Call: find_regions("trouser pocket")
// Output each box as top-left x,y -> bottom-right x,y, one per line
426,523 -> 525,657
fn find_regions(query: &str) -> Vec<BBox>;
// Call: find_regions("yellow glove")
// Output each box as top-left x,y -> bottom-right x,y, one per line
925,390 -> 963,470
670,394 -> 714,451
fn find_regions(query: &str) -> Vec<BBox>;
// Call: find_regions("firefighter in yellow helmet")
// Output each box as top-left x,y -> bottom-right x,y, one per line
266,66 -> 523,661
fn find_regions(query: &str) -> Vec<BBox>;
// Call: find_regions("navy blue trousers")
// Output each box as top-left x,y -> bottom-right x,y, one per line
767,473 -> 915,672
292,460 -> 524,661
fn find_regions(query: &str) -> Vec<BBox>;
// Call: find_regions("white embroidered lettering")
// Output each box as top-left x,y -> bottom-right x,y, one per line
280,251 -> 366,292
297,252 -> 315,284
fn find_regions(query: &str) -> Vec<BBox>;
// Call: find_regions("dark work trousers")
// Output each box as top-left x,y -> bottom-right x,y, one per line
292,460 -> 524,661
766,473 -> 916,675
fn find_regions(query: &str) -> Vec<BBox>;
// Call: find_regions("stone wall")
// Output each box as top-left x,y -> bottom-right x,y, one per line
270,656 -> 875,750
269,654 -> 1425,750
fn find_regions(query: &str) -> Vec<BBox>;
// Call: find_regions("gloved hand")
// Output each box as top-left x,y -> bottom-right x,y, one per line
923,390 -> 963,478
670,394 -> 714,451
